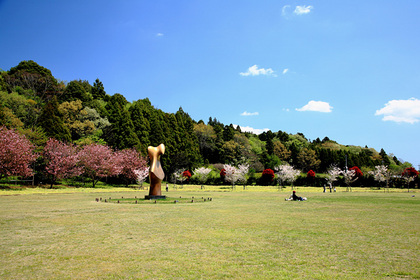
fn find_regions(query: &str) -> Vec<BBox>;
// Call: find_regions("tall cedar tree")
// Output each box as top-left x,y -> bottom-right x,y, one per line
38,96 -> 71,142
104,94 -> 140,150
129,99 -> 152,154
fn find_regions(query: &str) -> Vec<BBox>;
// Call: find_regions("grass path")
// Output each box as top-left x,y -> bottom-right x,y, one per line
0,188 -> 419,279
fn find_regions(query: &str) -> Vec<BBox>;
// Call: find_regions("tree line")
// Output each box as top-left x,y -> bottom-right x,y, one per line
0,60 -> 417,188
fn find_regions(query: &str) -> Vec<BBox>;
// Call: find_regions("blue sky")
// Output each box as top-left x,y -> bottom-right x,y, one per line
1,0 -> 419,168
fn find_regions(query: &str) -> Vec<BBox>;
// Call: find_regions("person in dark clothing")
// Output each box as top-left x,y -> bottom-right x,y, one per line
292,191 -> 302,201
286,190 -> 306,201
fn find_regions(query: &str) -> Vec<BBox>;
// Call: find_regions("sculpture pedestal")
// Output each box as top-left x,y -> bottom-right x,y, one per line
145,195 -> 166,200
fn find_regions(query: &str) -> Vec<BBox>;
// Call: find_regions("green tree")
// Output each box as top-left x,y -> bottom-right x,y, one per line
297,148 -> 321,172
129,98 -> 152,153
379,148 -> 391,166
104,94 -> 140,150
91,78 -> 106,100
59,100 -> 95,140
174,107 -> 201,169
38,96 -> 71,142
62,80 -> 92,103
194,122 -> 217,163
273,140 -> 291,162
4,60 -> 61,102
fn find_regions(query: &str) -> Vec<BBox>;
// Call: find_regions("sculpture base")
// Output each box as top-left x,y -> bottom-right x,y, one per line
145,195 -> 166,200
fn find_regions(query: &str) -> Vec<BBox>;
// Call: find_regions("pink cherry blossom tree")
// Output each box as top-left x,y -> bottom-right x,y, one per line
115,148 -> 148,187
0,126 -> 37,180
78,143 -> 121,187
43,138 -> 82,188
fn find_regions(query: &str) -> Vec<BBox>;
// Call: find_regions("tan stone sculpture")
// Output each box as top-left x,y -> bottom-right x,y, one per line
146,144 -> 166,199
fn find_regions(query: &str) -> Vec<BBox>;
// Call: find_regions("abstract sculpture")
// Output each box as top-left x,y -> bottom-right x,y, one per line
146,144 -> 166,199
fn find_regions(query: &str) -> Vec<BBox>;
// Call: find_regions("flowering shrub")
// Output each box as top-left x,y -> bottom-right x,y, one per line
349,166 -> 363,178
220,168 -> 226,177
262,169 -> 275,183
182,170 -> 192,179
307,170 -> 316,179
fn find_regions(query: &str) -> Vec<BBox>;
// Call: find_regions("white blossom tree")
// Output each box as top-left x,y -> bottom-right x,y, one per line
194,167 -> 212,189
223,164 -> 249,190
369,165 -> 389,192
274,164 -> 301,190
343,169 -> 357,192
326,165 -> 342,191
134,167 -> 149,189
172,169 -> 187,188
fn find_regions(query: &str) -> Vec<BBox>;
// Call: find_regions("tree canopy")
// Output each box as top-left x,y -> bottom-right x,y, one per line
0,60 -> 413,177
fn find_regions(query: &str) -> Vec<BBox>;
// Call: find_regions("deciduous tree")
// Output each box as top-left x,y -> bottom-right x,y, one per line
134,167 -> 149,189
78,143 -> 121,187
115,148 -> 148,187
402,167 -> 419,192
326,165 -> 342,189
369,165 -> 390,191
43,138 -> 82,187
193,167 -> 212,189
0,126 -> 37,180
274,164 -> 301,190
223,164 -> 249,189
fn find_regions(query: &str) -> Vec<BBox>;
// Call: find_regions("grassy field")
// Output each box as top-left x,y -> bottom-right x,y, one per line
0,186 -> 419,279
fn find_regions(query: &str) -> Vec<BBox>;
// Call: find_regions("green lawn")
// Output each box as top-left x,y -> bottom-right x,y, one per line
0,187 -> 419,279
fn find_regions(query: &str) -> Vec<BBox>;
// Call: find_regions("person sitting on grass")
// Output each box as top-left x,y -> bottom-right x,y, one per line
285,190 -> 307,201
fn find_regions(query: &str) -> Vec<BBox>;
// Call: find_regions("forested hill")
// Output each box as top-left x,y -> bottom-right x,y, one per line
0,60 -> 411,174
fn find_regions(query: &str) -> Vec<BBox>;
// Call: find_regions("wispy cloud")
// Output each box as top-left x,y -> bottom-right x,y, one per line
240,65 -> 277,77
234,125 -> 270,135
294,5 -> 313,15
296,101 -> 333,113
241,111 -> 259,116
375,98 -> 420,124
282,5 -> 291,16
282,68 -> 289,74
156,33 -> 164,37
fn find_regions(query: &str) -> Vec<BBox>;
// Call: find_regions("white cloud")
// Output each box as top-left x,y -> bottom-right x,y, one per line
240,65 -> 277,77
296,101 -> 333,113
241,111 -> 259,116
282,5 -> 291,16
375,98 -> 420,124
282,68 -> 289,74
156,33 -> 164,37
233,125 -> 270,135
294,5 -> 313,15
